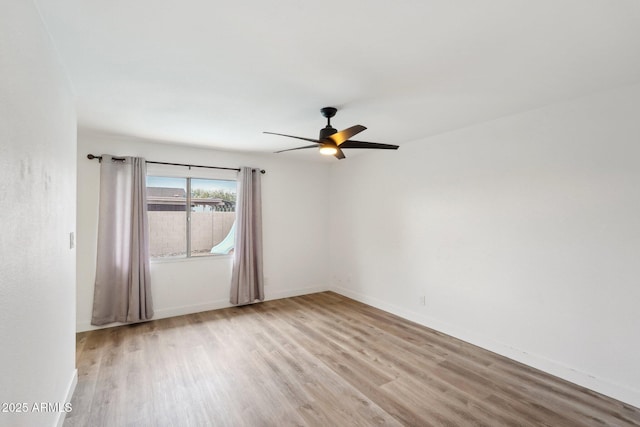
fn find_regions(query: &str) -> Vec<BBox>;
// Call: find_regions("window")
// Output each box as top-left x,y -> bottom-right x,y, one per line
146,176 -> 237,259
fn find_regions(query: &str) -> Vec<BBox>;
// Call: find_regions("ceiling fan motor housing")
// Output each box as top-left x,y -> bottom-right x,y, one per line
319,126 -> 337,140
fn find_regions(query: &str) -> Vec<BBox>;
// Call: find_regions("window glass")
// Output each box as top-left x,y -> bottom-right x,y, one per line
146,176 -> 236,259
147,177 -> 187,258
190,178 -> 237,257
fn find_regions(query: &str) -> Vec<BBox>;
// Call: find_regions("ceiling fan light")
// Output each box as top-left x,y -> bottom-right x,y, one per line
319,144 -> 338,156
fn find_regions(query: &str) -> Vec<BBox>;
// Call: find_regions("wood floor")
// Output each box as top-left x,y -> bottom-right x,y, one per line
67,292 -> 640,427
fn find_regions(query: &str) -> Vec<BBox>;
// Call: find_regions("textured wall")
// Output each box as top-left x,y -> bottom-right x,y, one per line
0,1 -> 77,426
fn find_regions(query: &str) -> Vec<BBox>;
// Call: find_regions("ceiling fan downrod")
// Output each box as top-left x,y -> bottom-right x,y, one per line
320,107 -> 337,128
319,107 -> 338,139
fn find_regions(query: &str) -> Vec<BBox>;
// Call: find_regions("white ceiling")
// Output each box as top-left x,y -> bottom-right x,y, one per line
35,0 -> 640,159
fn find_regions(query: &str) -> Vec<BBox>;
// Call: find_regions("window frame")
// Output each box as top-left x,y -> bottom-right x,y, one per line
146,164 -> 237,261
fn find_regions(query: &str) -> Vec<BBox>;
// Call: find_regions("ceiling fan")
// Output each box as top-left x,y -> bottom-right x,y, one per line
264,107 -> 399,159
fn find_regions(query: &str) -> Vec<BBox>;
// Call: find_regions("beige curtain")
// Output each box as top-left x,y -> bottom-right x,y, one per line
91,155 -> 153,325
230,167 -> 264,305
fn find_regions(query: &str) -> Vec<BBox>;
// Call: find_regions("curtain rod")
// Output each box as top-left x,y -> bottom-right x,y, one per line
87,154 -> 266,174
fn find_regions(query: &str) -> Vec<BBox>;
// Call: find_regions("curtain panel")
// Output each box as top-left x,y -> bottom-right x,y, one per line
92,155 -> 153,325
230,167 -> 264,305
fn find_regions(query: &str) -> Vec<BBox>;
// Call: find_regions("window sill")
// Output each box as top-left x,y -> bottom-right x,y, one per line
150,254 -> 233,264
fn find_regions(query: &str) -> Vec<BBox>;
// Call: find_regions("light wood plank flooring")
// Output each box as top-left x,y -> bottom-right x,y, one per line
67,292 -> 640,426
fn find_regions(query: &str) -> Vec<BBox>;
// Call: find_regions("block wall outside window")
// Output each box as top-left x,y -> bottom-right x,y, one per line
146,176 -> 236,259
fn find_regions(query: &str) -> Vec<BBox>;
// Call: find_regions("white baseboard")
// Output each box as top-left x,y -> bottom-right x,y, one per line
265,285 -> 329,301
76,285 -> 330,332
153,299 -> 232,319
331,285 -> 640,409
54,369 -> 77,427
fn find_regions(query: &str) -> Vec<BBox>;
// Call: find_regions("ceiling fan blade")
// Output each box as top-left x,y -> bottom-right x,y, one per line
328,125 -> 367,146
274,144 -> 318,153
334,148 -> 346,159
338,140 -> 399,150
264,132 -> 320,144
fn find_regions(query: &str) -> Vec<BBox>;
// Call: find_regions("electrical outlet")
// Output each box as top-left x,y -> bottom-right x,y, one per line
420,295 -> 426,306
69,232 -> 75,249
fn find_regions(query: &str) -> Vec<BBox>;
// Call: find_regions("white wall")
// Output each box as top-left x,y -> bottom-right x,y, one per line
0,2 -> 77,427
329,84 -> 640,407
76,130 -> 331,331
